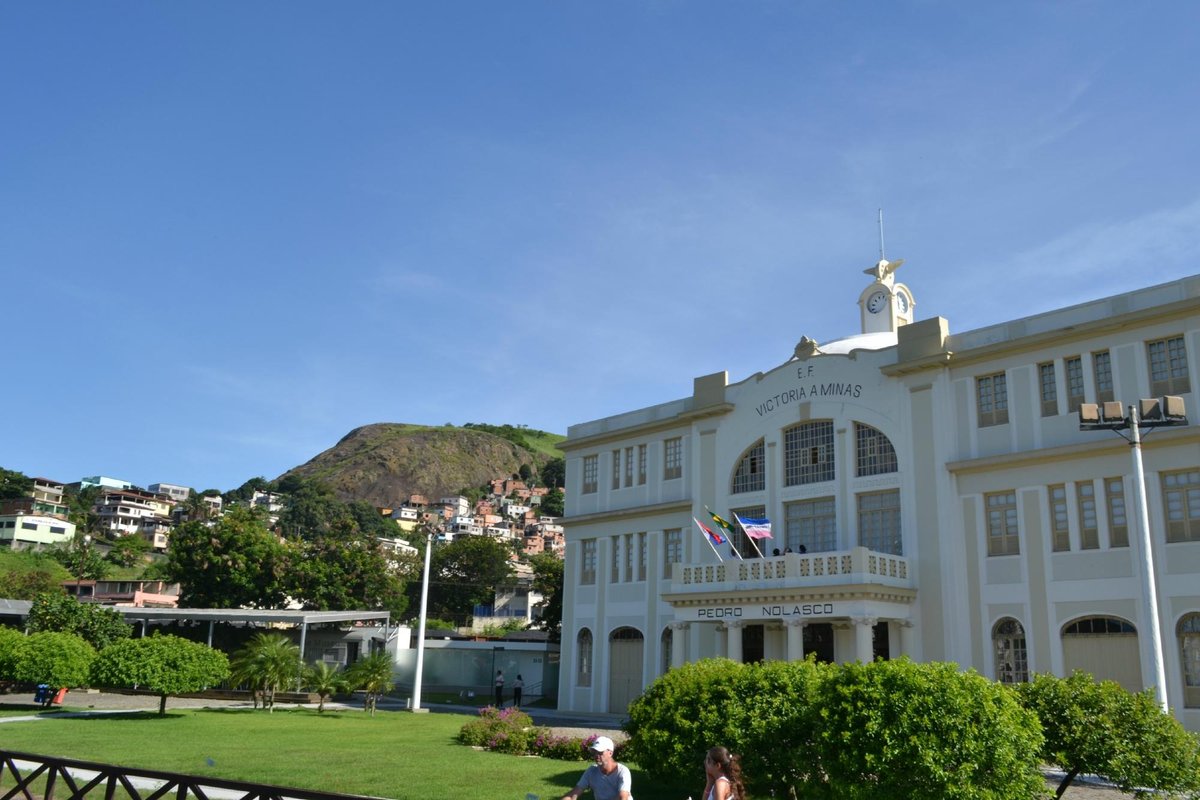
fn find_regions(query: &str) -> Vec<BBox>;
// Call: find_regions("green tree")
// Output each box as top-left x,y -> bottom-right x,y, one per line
165,506 -> 289,608
1018,671 -> 1200,798
11,631 -> 96,699
63,484 -> 101,535
344,652 -> 394,715
413,535 -> 515,623
27,592 -> 132,650
229,632 -> 301,712
528,553 -> 563,640
539,488 -> 565,517
539,457 -> 565,489
277,478 -> 348,539
286,519 -> 408,615
0,467 -> 33,500
91,633 -> 229,715
107,533 -> 151,568
0,626 -> 29,679
52,535 -> 108,583
304,660 -> 348,713
223,476 -> 272,506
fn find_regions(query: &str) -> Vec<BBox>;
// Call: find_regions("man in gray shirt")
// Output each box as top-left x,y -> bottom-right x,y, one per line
560,736 -> 632,800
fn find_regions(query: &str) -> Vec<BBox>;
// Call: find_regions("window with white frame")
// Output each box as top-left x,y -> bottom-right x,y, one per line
784,497 -> 836,552
1039,362 -> 1058,417
637,532 -> 647,581
986,491 -> 1020,556
1093,351 -> 1114,404
580,539 -> 596,584
976,372 -> 1009,427
1179,613 -> 1200,708
582,456 -> 598,494
1077,481 -> 1098,550
612,450 -> 621,490
576,628 -> 593,687
1050,485 -> 1069,552
660,627 -> 673,675
731,439 -> 766,494
1105,478 -> 1128,547
664,437 -> 683,480
638,444 -> 647,485
855,423 -> 897,476
1065,356 -> 1085,413
784,420 -> 835,485
857,490 -> 901,555
624,447 -> 634,488
663,528 -> 683,578
993,618 -> 1029,684
1148,335 -> 1190,396
612,535 -> 622,582
1163,469 -> 1200,543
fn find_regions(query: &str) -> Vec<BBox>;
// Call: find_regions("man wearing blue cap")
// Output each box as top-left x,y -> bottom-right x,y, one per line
560,736 -> 632,800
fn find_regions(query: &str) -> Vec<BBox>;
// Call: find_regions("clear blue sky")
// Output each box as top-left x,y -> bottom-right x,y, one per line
4,3 -> 1199,493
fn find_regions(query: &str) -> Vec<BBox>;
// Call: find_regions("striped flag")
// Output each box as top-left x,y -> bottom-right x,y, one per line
693,517 -> 725,561
735,513 -> 773,540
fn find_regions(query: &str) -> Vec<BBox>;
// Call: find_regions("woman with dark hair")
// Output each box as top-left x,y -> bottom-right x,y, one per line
702,746 -> 745,800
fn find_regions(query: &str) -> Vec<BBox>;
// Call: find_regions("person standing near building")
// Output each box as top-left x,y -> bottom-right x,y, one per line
561,736 -> 632,800
513,673 -> 524,709
494,669 -> 505,707
702,746 -> 743,800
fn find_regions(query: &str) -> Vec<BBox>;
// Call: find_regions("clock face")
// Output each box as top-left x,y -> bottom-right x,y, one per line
867,290 -> 888,314
896,293 -> 910,314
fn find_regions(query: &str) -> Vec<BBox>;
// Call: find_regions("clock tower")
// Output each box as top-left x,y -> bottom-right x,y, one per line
858,257 -> 915,335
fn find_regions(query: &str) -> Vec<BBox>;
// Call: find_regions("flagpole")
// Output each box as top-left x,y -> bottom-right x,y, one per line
734,514 -> 766,559
706,506 -> 744,560
693,518 -> 724,562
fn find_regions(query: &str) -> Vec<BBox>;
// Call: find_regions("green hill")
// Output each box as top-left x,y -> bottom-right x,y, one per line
277,423 -> 564,508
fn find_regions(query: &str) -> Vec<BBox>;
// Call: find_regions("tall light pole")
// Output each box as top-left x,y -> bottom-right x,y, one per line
1080,395 -> 1188,711
410,530 -> 434,713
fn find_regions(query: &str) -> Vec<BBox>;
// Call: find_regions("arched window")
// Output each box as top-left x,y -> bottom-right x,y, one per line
1179,613 -> 1200,708
855,423 -> 898,476
731,440 -> 766,494
660,627 -> 673,675
1063,617 -> 1136,635
576,628 -> 593,687
992,618 -> 1028,684
784,420 -> 834,486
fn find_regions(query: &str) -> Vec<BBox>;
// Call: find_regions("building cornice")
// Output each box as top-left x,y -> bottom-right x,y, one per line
561,499 -> 693,527
663,583 -> 918,607
945,424 -> 1200,475
560,403 -> 735,452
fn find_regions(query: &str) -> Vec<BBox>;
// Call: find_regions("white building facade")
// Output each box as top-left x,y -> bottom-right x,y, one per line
559,266 -> 1200,730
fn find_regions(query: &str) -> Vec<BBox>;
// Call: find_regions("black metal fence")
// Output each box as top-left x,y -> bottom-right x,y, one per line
0,751 -> 382,800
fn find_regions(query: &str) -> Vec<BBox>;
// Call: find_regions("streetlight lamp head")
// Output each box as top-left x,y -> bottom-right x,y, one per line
1162,394 -> 1187,421
1101,401 -> 1125,423
1139,398 -> 1163,421
1079,403 -> 1101,426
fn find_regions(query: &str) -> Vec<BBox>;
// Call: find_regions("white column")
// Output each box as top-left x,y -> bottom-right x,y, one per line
671,622 -> 689,668
853,616 -> 877,663
898,620 -> 915,658
726,620 -> 744,663
786,619 -> 806,662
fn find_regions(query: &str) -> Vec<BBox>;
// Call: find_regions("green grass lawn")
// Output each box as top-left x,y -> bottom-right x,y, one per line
0,707 -> 681,800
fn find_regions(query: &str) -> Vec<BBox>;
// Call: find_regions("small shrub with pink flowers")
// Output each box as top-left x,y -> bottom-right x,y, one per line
458,707 -> 620,761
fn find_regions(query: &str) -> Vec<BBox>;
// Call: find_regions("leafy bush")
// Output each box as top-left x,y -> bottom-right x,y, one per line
11,631 -> 96,689
1018,671 -> 1200,798
459,707 -> 607,760
91,633 -> 229,715
459,705 -> 535,747
0,626 -> 29,680
27,592 -> 132,650
530,731 -> 590,761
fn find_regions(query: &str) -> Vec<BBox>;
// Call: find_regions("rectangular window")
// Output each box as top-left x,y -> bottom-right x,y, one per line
857,490 -> 901,555
784,420 -> 835,485
976,372 -> 1009,427
637,444 -> 647,485
1148,336 -> 1190,395
582,456 -> 598,494
623,533 -> 635,582
637,532 -> 647,581
784,497 -> 836,552
21,521 -> 37,530
663,528 -> 683,579
580,539 -> 596,584
1092,351 -> 1114,404
1077,481 -> 1099,550
1065,356 -> 1085,412
624,447 -> 634,488
986,491 -> 1020,556
664,437 -> 683,480
611,450 -> 621,491
1105,478 -> 1128,548
1039,362 -> 1058,417
1050,485 -> 1070,552
612,535 -> 622,582
1163,470 -> 1200,543
49,526 -> 65,534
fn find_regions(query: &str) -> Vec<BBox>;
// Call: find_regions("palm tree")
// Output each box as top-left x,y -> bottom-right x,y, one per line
303,661 -> 347,713
344,652 -> 394,715
230,633 -> 301,712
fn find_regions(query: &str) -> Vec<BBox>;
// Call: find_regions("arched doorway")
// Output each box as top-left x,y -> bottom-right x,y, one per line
1062,616 -> 1142,693
608,627 -> 644,713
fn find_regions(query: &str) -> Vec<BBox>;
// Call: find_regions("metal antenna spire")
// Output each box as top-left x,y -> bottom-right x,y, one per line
878,208 -> 886,261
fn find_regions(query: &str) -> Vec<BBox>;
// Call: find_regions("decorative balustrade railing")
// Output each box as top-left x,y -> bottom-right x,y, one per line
674,546 -> 911,589
0,750 -> 381,800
